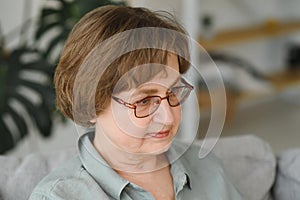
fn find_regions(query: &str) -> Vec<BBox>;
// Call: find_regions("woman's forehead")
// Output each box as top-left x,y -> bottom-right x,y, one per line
135,64 -> 180,89
116,71 -> 181,100
112,53 -> 180,97
143,72 -> 180,88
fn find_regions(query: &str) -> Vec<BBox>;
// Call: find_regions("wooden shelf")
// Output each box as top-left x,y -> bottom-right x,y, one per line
199,21 -> 300,51
198,69 -> 300,121
237,69 -> 300,102
267,69 -> 300,90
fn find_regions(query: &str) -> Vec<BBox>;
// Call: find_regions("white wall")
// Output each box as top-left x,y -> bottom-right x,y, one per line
0,0 -> 43,49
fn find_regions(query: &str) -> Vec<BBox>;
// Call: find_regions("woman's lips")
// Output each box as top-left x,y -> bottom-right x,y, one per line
147,130 -> 170,139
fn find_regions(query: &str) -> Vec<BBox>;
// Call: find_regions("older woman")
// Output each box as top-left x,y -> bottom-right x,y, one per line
30,5 -> 242,200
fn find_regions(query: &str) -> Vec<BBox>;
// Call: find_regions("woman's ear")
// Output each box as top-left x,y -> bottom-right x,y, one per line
90,118 -> 97,124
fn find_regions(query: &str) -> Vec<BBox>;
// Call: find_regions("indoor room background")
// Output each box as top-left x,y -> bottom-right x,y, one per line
1,0 -> 300,157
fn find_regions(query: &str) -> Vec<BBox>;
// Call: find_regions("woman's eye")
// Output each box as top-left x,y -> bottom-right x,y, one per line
136,98 -> 151,106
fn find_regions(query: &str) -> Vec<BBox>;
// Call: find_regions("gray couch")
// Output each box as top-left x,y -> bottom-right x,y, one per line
0,135 -> 299,200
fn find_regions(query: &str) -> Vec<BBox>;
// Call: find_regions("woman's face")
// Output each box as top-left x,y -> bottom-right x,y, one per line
94,54 -> 182,155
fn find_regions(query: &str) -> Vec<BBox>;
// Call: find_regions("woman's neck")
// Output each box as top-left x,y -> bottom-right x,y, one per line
93,132 -> 169,174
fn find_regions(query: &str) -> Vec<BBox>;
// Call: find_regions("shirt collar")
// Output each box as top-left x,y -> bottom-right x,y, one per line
78,132 -> 129,199
168,140 -> 192,192
78,132 -> 191,199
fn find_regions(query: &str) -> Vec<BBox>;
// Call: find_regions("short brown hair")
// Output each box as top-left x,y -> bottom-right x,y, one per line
54,5 -> 190,126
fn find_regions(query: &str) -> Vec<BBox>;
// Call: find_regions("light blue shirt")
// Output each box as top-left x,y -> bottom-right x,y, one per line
29,132 -> 243,199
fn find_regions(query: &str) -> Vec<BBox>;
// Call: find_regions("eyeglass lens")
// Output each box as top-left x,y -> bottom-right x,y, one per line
134,86 -> 191,118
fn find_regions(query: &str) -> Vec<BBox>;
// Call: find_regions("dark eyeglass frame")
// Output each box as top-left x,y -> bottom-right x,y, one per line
112,78 -> 194,118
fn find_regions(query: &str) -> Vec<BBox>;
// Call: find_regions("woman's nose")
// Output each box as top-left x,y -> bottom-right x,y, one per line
152,99 -> 175,124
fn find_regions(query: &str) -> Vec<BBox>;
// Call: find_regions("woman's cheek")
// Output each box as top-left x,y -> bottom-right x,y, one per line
111,102 -> 148,136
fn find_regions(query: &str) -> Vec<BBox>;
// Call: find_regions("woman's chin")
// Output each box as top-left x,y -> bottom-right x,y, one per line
143,132 -> 175,155
145,140 -> 173,155
121,140 -> 172,156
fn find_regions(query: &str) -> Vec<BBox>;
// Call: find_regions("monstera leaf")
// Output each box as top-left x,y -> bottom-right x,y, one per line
0,0 -> 126,153
0,47 -> 55,153
35,0 -> 126,60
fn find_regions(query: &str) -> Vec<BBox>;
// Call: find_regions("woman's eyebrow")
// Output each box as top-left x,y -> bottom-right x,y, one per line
134,76 -> 181,95
136,88 -> 159,95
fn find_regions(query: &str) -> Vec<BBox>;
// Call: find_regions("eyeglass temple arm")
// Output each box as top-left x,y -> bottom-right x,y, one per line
181,78 -> 194,90
112,96 -> 136,109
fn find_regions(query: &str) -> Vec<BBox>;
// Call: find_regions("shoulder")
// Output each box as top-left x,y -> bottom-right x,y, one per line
173,140 -> 243,199
172,139 -> 222,166
173,140 -> 224,175
29,156 -> 107,200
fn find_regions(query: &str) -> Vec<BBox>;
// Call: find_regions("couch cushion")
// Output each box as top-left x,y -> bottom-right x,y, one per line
0,135 -> 276,200
197,135 -> 276,200
0,149 -> 76,200
273,149 -> 300,200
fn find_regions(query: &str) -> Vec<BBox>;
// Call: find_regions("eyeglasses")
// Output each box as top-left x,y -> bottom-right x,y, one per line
112,78 -> 194,118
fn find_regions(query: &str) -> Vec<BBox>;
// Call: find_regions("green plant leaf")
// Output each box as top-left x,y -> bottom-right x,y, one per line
0,47 -> 54,153
23,60 -> 54,74
12,93 -> 52,137
20,79 -> 55,108
7,105 -> 28,139
44,32 -> 68,59
76,0 -> 126,16
35,0 -> 127,61
40,8 -> 61,20
0,0 -> 127,153
0,118 -> 14,153
35,21 -> 61,40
